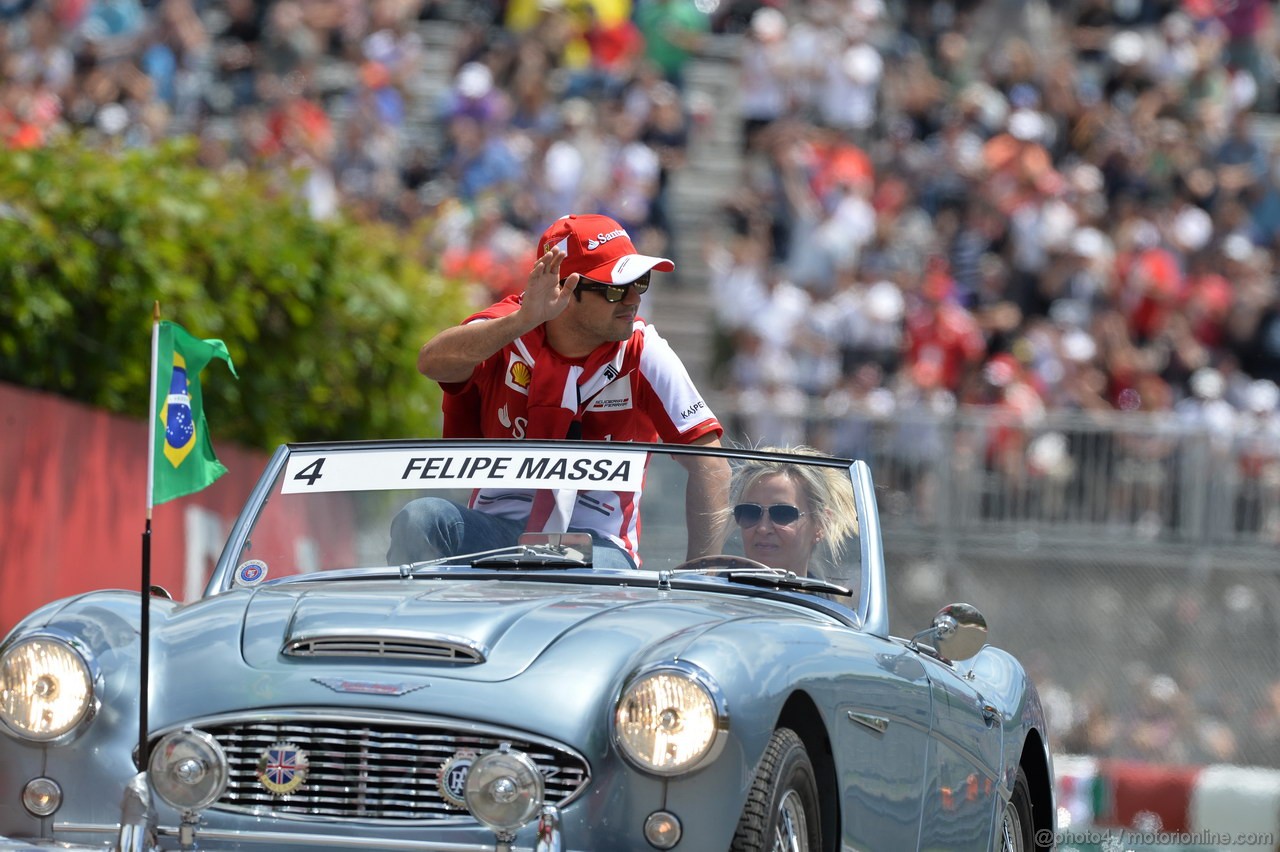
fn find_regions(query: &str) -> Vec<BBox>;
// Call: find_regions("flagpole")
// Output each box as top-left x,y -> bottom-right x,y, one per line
147,302 -> 159,518
140,302 -> 160,772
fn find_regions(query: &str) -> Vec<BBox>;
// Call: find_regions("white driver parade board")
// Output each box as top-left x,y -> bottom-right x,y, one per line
281,447 -> 646,494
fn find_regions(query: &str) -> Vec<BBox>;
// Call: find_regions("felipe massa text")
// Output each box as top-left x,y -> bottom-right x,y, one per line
401,455 -> 636,483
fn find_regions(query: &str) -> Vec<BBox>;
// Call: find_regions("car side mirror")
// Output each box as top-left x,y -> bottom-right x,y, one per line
911,603 -> 987,662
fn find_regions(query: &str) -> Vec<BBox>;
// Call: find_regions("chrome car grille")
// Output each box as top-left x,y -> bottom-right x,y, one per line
190,718 -> 590,821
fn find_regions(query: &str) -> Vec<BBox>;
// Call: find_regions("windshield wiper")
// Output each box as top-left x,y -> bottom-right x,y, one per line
724,571 -> 851,597
668,566 -> 850,597
405,544 -> 590,575
471,545 -> 590,568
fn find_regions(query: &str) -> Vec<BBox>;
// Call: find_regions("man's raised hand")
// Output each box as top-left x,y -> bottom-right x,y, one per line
521,248 -> 577,326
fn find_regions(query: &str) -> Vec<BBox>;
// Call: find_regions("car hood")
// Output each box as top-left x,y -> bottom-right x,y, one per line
229,577 -> 805,682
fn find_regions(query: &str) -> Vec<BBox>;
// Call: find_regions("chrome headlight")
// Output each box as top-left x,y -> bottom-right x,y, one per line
613,662 -> 728,776
149,728 -> 229,811
0,631 -> 97,742
464,745 -> 545,834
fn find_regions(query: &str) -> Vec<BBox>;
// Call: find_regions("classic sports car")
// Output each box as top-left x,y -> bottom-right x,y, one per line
0,440 -> 1054,851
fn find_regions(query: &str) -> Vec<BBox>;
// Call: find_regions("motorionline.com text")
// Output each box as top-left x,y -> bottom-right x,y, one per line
1040,828 -> 1276,848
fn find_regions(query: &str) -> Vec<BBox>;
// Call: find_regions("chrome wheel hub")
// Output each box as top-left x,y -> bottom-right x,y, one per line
772,789 -> 809,852
999,797 -> 1024,852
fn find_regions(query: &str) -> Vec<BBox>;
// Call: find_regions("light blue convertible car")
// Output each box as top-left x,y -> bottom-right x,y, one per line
0,440 -> 1054,851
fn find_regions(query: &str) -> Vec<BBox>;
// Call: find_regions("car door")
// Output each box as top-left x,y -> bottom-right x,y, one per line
918,654 -> 1004,850
832,641 -> 933,850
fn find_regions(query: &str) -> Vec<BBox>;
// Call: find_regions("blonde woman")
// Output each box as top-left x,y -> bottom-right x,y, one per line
723,446 -> 859,583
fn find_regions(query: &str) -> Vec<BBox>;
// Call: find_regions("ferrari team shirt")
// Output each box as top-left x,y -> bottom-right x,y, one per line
440,297 -> 722,562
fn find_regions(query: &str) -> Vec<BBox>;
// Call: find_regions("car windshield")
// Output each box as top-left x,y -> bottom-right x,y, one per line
215,441 -> 864,604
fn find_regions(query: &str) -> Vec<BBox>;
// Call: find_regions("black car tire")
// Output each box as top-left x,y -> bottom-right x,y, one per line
730,727 -> 822,852
996,766 -> 1037,852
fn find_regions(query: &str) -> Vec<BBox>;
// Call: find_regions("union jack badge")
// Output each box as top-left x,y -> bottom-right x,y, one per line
257,741 -> 310,796
437,748 -> 478,809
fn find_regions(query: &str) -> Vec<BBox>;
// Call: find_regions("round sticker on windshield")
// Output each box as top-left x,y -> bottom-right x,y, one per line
235,560 -> 268,587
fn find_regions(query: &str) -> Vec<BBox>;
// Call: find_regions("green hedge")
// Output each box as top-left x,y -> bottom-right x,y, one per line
0,136 -> 473,448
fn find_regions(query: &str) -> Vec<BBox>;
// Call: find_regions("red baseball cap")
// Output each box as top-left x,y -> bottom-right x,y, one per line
537,214 -> 675,284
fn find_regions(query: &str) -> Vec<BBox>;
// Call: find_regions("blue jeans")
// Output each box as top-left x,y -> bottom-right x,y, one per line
387,498 -> 635,570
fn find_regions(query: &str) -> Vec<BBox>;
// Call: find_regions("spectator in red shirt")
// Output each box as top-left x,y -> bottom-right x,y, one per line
904,256 -> 987,393
568,2 -> 643,101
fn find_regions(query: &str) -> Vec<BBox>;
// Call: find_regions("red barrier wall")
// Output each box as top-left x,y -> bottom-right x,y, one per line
0,382 -> 271,637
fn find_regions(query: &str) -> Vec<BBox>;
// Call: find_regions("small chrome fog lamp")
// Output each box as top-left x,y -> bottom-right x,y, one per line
149,728 -> 228,811
644,810 -> 682,849
21,777 -> 62,817
464,744 -> 545,836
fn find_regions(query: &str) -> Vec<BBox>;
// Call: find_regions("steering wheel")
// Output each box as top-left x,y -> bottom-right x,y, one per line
672,554 -> 782,574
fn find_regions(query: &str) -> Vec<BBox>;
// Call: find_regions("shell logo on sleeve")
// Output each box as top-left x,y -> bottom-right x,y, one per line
510,360 -> 531,388
505,353 -> 532,394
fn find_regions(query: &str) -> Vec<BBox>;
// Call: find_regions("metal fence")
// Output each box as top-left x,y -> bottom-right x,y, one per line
722,404 -> 1280,569
720,403 -> 1280,769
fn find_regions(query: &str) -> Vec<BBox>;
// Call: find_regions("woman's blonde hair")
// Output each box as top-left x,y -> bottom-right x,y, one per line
722,445 -> 859,568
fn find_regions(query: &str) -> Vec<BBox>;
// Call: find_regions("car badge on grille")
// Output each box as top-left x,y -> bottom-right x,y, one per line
437,748 -> 478,809
257,742 -> 310,796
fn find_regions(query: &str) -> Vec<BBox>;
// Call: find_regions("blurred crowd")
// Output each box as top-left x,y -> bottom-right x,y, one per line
694,0 -> 1280,555
0,0 -> 708,300
708,0 -> 1280,458
8,0 -> 1280,434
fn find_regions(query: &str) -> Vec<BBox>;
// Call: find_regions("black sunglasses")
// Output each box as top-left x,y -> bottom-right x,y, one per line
573,271 -> 651,303
733,503 -> 806,528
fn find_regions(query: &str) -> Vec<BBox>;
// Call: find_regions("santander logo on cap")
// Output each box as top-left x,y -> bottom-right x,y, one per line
585,228 -> 628,250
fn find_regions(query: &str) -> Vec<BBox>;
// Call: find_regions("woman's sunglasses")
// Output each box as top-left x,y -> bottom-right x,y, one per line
573,271 -> 651,303
733,503 -> 806,528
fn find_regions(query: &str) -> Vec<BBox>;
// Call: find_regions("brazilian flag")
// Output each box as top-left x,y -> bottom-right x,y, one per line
152,321 -> 237,504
